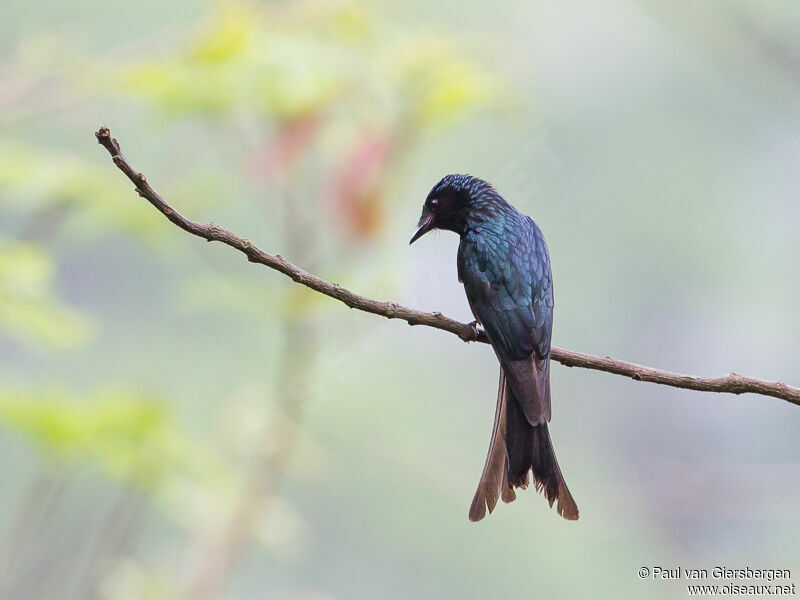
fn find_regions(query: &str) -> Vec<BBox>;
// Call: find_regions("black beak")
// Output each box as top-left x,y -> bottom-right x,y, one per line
409,213 -> 434,245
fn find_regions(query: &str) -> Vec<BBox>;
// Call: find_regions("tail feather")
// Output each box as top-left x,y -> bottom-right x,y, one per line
469,370 -> 516,522
506,390 -> 579,520
530,422 -> 578,520
471,366 -> 578,522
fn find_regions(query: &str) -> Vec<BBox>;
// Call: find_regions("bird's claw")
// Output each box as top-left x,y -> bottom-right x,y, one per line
468,320 -> 484,339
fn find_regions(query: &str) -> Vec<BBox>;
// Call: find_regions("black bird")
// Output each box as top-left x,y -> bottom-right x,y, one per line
410,174 -> 578,521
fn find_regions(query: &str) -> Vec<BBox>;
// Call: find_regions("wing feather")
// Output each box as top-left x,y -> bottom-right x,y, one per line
459,216 -> 554,426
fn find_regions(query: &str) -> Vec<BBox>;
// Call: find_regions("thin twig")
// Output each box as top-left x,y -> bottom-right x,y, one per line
95,126 -> 800,407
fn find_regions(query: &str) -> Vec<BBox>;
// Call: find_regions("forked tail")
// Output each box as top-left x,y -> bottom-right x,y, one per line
470,368 -> 578,521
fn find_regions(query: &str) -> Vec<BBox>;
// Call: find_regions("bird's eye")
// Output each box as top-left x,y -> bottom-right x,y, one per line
430,198 -> 439,209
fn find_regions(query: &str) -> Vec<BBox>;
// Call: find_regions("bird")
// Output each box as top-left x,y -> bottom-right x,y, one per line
409,174 -> 578,522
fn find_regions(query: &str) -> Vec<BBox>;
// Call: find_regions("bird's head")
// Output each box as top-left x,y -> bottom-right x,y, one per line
409,174 -> 498,244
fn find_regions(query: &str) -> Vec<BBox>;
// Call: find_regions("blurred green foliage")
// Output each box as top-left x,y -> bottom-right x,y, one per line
0,142 -> 167,237
0,2 -> 508,598
0,389 -> 176,482
110,1 -> 501,127
0,237 -> 92,349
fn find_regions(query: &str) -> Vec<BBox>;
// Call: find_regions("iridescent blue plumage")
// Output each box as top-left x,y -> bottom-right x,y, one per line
458,204 -> 553,363
410,174 -> 578,522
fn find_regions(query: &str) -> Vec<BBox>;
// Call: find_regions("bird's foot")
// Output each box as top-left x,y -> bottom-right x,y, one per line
468,320 -> 485,339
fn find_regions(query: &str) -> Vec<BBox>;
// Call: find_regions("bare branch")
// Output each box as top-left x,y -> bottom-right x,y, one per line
95,126 -> 800,407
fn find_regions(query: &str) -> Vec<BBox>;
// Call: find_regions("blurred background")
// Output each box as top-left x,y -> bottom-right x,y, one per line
1,0 -> 799,598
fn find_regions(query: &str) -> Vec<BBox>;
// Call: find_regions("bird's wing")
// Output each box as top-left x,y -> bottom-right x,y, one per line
469,367 -> 516,522
459,218 -> 553,424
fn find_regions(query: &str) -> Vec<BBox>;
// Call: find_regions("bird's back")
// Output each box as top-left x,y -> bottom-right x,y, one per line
457,206 -> 554,364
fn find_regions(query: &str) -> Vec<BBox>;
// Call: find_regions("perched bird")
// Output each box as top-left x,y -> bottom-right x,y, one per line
410,174 -> 578,522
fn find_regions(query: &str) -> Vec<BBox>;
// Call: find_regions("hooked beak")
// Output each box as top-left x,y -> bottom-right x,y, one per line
409,213 -> 434,245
